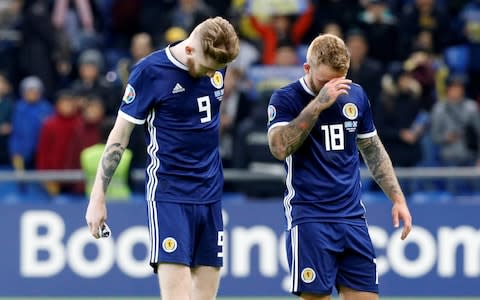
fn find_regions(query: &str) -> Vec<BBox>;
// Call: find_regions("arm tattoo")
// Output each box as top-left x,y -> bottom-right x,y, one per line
357,135 -> 404,199
274,91 -> 333,157
100,143 -> 126,192
316,88 -> 330,105
278,109 -> 319,157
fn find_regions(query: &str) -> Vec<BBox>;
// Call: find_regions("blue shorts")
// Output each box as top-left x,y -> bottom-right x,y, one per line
147,200 -> 223,272
286,222 -> 378,296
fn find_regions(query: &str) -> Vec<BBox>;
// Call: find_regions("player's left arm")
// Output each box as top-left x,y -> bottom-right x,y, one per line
357,135 -> 412,240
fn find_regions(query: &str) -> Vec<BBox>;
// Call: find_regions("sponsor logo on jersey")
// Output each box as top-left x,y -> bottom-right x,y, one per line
211,71 -> 223,89
342,103 -> 358,120
172,83 -> 185,94
301,267 -> 316,283
268,105 -> 276,124
122,84 -> 136,104
162,237 -> 177,253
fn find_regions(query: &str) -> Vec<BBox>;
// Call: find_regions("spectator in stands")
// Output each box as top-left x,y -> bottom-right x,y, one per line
9,76 -> 53,171
345,29 -> 383,110
357,0 -> 400,66
36,89 -> 81,195
225,12 -> 260,71
430,74 -> 480,166
457,0 -> 480,102
70,48 -> 121,116
322,21 -> 344,39
65,96 -> 106,192
0,72 -> 14,167
306,0 -> 361,43
116,32 -> 154,87
220,66 -> 253,168
169,0 -> 215,34
403,50 -> 438,111
375,65 -> 426,167
248,2 -> 315,65
115,32 -> 156,192
398,0 -> 453,57
204,0 -> 232,17
231,88 -> 278,170
51,0 -> 103,53
81,118 -> 132,201
18,0 -> 58,99
0,0 -> 22,83
138,0 -> 176,46
274,43 -> 299,66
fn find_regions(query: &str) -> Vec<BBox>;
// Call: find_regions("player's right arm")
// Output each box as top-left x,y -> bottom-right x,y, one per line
85,116 -> 135,238
268,77 -> 351,160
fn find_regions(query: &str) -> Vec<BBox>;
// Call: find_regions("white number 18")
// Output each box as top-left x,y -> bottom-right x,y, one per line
321,124 -> 344,151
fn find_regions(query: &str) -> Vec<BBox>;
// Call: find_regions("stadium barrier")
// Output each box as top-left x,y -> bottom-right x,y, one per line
1,201 -> 480,297
0,167 -> 479,296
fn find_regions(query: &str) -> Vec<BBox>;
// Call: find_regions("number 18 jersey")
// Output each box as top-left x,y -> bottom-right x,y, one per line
267,77 -> 377,229
119,45 -> 225,204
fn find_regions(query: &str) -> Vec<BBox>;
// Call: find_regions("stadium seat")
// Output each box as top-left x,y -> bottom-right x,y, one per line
443,45 -> 470,74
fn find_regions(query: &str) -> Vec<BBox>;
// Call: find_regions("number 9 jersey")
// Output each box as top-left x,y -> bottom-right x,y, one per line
119,44 -> 225,204
267,77 -> 377,229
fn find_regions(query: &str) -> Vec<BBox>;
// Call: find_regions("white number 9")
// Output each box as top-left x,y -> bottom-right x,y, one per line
197,96 -> 211,123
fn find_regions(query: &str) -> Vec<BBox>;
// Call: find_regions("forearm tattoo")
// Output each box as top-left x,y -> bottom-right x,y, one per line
316,88 -> 330,105
278,109 -> 319,157
100,143 -> 125,192
357,135 -> 404,199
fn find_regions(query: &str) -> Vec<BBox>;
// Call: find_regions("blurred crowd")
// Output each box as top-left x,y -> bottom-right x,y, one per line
0,0 -> 480,200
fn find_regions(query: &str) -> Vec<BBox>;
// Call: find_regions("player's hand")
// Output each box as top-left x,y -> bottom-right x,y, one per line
392,201 -> 412,240
85,198 -> 107,239
315,77 -> 352,111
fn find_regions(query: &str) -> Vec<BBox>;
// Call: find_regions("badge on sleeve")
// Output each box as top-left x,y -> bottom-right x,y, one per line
122,84 -> 136,104
268,105 -> 276,123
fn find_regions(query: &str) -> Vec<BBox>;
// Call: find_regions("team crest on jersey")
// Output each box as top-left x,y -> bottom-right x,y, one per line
301,267 -> 316,283
211,71 -> 223,89
342,103 -> 358,120
122,84 -> 136,104
268,105 -> 276,124
162,237 -> 177,253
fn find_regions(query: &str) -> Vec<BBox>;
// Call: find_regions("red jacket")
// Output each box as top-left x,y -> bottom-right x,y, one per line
36,113 -> 82,170
249,4 -> 315,64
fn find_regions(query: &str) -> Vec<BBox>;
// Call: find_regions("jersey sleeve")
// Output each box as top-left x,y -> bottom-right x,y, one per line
118,62 -> 157,124
357,88 -> 377,139
267,89 -> 296,132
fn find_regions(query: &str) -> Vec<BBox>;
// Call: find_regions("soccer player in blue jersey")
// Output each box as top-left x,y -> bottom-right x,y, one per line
85,17 -> 239,300
267,34 -> 412,300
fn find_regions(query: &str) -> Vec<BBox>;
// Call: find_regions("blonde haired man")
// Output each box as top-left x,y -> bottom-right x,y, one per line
267,34 -> 412,300
86,17 -> 239,299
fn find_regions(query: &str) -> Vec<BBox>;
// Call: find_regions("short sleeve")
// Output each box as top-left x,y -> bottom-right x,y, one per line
119,63 -> 157,124
267,90 -> 297,132
357,89 -> 377,139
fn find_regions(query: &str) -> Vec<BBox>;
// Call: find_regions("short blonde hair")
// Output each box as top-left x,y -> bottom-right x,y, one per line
194,17 -> 240,65
306,33 -> 350,73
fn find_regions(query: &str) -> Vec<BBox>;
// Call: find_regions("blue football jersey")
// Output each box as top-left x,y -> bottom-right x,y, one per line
267,77 -> 377,229
119,45 -> 226,204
